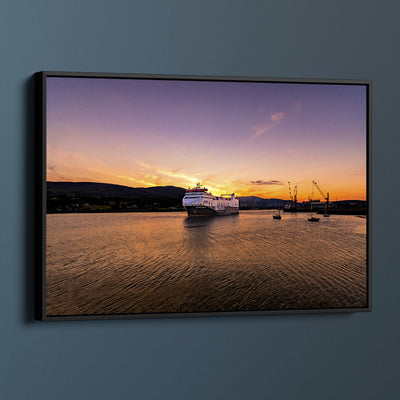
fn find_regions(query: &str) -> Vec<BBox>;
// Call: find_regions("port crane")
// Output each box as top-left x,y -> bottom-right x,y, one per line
312,180 -> 330,217
288,181 -> 297,210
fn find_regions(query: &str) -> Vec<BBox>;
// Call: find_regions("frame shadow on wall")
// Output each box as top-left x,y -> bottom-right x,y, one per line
24,76 -> 36,322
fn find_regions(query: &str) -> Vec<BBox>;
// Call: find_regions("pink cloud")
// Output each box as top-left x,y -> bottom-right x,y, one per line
270,112 -> 284,123
249,111 -> 285,141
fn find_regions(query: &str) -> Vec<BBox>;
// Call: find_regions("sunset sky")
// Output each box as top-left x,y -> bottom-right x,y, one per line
46,76 -> 367,201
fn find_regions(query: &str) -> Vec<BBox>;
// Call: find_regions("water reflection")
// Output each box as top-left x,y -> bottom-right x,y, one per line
184,213 -> 239,227
183,216 -> 213,229
46,211 -> 367,316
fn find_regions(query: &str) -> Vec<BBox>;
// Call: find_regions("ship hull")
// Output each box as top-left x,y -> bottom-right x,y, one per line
185,205 -> 239,217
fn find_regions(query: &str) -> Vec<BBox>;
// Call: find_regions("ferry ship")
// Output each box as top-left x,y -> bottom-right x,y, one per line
182,184 -> 239,217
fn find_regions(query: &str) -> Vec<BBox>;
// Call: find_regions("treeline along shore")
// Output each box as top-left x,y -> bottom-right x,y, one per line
46,182 -> 367,214
46,182 -> 187,213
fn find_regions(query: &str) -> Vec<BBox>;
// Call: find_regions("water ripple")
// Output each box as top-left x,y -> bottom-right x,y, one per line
46,210 -> 367,315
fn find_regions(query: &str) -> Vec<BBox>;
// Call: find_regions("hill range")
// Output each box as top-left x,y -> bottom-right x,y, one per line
46,181 -> 287,211
47,181 -> 187,199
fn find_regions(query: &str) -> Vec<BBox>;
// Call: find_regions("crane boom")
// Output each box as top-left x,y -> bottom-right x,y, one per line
312,180 -> 329,203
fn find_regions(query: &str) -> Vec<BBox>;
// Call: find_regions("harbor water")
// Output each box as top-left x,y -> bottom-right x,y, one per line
46,210 -> 367,316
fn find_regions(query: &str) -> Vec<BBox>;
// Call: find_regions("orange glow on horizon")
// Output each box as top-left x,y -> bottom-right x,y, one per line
46,77 -> 368,204
47,168 -> 366,201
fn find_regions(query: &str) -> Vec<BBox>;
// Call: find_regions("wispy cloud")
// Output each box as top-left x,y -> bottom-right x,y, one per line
249,112 -> 285,141
251,180 -> 284,185
270,112 -> 284,123
135,160 -> 197,184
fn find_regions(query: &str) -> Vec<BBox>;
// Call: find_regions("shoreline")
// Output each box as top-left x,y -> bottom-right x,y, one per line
46,209 -> 367,216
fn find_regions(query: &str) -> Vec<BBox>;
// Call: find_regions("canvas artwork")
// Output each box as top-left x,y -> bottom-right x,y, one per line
36,72 -> 370,319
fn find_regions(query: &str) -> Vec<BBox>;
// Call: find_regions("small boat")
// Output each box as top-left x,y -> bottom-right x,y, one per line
273,208 -> 281,219
307,200 -> 319,222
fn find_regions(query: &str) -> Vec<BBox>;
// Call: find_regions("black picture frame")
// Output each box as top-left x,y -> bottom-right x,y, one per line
35,71 -> 371,321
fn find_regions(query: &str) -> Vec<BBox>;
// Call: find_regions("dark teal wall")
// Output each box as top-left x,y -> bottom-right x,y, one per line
1,1 -> 399,399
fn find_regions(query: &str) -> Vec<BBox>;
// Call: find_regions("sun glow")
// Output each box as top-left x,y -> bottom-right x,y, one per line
46,77 -> 367,202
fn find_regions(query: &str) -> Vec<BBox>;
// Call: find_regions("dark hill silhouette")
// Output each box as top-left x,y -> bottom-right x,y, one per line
46,181 -> 292,213
47,181 -> 186,199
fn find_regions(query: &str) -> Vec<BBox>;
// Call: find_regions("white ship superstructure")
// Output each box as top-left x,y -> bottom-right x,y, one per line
182,184 -> 239,217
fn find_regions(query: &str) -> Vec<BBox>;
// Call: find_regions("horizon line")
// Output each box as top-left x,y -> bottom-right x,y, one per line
46,180 -> 367,202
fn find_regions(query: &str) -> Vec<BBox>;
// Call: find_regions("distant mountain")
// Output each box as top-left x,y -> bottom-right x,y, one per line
47,182 -> 288,209
47,182 -> 186,199
239,196 -> 288,209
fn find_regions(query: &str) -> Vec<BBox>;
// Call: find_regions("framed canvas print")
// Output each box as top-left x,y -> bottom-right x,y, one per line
35,71 -> 371,320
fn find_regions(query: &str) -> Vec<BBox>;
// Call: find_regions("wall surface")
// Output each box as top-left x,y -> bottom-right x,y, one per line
1,1 -> 399,399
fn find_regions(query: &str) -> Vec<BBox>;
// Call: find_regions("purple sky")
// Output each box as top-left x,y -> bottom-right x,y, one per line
46,76 -> 367,200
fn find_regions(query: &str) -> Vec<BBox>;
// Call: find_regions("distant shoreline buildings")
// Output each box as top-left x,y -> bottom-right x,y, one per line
46,181 -> 366,215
